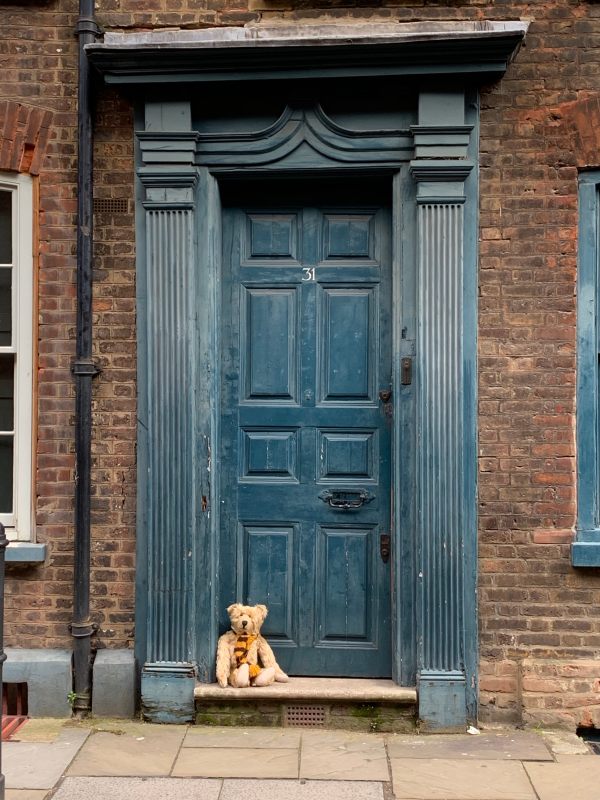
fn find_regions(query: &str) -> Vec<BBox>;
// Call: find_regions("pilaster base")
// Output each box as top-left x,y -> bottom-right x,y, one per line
141,662 -> 196,724
418,670 -> 467,731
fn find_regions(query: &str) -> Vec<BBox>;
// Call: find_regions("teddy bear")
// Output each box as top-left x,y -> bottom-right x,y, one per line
216,603 -> 289,688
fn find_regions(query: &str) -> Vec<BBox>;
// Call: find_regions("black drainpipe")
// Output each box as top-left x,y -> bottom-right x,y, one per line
71,0 -> 101,716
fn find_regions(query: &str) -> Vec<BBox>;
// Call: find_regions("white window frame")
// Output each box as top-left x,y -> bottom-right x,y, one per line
0,173 -> 33,541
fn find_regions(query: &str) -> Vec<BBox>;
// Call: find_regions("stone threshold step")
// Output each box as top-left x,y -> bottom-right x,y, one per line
194,677 -> 417,703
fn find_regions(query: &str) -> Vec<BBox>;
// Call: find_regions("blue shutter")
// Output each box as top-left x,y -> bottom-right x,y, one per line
574,174 -> 600,566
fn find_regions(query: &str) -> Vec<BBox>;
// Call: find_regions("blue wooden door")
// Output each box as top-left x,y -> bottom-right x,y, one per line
220,180 -> 392,677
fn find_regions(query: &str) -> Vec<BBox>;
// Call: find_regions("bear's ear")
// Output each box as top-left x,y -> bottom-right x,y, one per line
227,603 -> 240,616
256,604 -> 268,622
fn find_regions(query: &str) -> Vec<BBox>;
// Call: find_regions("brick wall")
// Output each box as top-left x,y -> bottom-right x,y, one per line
2,3 -> 139,650
1,0 -> 600,726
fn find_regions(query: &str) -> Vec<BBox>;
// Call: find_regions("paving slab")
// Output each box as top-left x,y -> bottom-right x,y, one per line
172,747 -> 299,779
386,731 -> 553,761
6,792 -> 48,800
538,729 -> 591,756
67,724 -> 186,777
183,726 -> 301,748
220,779 -> 385,800
10,718 -> 73,743
390,758 -> 536,800
52,777 -> 222,800
525,757 -> 600,800
5,728 -> 89,790
300,730 -> 389,781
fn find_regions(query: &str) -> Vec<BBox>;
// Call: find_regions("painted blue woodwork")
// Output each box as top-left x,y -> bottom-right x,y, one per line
6,542 -> 46,562
319,431 -> 375,481
249,214 -> 297,259
410,90 -> 478,728
220,194 -> 392,677
138,105 -> 415,171
143,202 -> 196,664
318,526 -> 373,642
244,526 -> 294,639
141,664 -> 196,723
574,174 -> 600,567
418,671 -> 467,733
135,104 -> 204,721
132,81 -> 487,725
242,429 -> 298,482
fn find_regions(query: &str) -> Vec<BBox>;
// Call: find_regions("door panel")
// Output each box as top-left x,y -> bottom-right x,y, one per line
319,286 -> 376,401
221,181 -> 392,677
317,525 -> 374,642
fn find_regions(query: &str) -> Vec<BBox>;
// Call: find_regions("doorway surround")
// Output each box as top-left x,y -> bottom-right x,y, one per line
88,21 -> 527,728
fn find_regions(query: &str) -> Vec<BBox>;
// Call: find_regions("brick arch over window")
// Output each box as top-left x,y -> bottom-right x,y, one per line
548,94 -> 600,170
0,100 -> 52,176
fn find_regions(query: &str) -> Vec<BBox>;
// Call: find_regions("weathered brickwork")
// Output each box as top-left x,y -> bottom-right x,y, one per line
1,0 -> 600,726
2,5 -> 138,650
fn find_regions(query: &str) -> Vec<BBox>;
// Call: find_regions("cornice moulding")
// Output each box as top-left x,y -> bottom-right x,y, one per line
87,21 -> 529,85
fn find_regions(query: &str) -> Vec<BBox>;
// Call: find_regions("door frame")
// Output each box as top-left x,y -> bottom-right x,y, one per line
200,156 -> 416,688
134,87 -> 478,727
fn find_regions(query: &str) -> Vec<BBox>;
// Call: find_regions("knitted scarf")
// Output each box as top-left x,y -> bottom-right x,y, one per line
234,633 -> 261,679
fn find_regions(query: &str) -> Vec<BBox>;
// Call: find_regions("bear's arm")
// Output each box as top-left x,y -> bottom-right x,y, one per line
216,634 -> 233,688
257,636 -> 277,668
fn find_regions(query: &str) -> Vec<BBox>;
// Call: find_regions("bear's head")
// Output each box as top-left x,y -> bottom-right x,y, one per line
227,603 -> 268,635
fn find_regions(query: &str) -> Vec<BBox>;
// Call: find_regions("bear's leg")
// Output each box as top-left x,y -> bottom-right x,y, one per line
231,664 -> 250,688
253,667 -> 275,686
274,668 -> 289,683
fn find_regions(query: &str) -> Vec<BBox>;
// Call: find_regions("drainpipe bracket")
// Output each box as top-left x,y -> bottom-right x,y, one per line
69,620 -> 97,639
76,17 -> 103,38
71,359 -> 102,378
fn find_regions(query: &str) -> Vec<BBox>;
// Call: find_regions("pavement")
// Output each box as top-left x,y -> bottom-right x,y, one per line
5,717 -> 600,800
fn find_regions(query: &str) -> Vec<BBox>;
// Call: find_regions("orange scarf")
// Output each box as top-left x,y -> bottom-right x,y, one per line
234,633 -> 261,679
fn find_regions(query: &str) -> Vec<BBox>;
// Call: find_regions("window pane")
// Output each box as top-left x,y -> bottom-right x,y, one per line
0,269 -> 11,346
0,354 -> 13,431
0,191 -> 11,264
0,435 -> 13,513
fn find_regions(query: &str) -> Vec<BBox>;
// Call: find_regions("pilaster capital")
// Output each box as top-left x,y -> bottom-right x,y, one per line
410,124 -> 473,160
409,159 -> 474,203
138,131 -> 199,170
138,167 -> 199,209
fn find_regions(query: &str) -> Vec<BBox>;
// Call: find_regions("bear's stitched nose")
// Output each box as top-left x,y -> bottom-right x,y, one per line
242,620 -> 247,628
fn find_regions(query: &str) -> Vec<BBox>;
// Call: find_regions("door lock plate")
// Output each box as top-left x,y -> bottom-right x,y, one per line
380,533 -> 391,563
401,357 -> 412,385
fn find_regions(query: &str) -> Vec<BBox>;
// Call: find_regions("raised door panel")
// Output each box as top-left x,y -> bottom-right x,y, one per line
244,213 -> 299,264
241,286 -> 299,403
318,286 -> 377,403
316,526 -> 375,645
318,429 -> 377,483
240,428 -> 299,483
241,524 -> 296,644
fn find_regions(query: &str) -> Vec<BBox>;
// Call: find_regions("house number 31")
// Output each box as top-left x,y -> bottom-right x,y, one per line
302,267 -> 316,281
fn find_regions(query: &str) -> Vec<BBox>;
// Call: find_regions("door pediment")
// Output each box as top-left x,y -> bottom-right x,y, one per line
138,104 -> 414,170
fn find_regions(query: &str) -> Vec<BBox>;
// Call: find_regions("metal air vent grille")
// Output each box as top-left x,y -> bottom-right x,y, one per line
285,704 -> 326,727
93,198 -> 129,215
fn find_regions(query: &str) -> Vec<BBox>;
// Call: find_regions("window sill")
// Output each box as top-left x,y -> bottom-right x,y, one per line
572,538 -> 600,567
6,543 -> 47,564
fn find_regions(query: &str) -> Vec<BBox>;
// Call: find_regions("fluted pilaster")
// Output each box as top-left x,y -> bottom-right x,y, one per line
144,205 -> 196,664
410,89 -> 476,730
